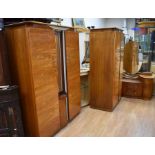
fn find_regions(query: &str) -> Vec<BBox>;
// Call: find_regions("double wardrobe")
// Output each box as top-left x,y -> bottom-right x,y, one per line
4,22 -> 81,136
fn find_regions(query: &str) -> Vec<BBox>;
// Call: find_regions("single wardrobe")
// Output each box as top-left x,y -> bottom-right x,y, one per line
89,28 -> 124,111
4,22 -> 81,136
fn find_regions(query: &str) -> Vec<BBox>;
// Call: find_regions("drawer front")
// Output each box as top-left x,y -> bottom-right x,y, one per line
122,82 -> 143,98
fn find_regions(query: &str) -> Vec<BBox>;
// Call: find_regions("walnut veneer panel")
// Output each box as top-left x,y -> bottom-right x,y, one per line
5,23 -> 60,136
90,29 -> 123,111
65,30 -> 81,120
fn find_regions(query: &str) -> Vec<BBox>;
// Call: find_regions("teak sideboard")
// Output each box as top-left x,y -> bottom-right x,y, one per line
4,22 -> 81,136
89,28 -> 124,111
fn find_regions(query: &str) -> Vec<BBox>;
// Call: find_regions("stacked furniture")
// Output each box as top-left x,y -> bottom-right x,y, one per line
89,28 -> 124,111
4,22 -> 81,136
0,86 -> 24,136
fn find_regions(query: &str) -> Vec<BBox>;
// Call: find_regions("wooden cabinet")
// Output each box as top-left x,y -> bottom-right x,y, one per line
139,75 -> 155,100
0,31 -> 10,85
5,23 -> 60,136
4,22 -> 81,136
89,28 -> 123,111
122,75 -> 155,100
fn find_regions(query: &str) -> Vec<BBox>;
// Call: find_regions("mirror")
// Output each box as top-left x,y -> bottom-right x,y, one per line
123,40 -> 140,74
82,41 -> 90,64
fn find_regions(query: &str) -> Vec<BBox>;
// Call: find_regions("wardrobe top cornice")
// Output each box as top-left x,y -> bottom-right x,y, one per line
90,27 -> 123,32
4,21 -> 74,31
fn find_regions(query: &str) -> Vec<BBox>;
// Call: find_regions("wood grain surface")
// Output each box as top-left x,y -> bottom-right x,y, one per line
90,28 -> 123,111
65,30 -> 81,120
5,23 -> 60,136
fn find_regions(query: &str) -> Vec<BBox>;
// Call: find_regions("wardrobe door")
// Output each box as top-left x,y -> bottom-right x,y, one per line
90,30 -> 115,110
27,26 -> 60,136
65,30 -> 81,120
